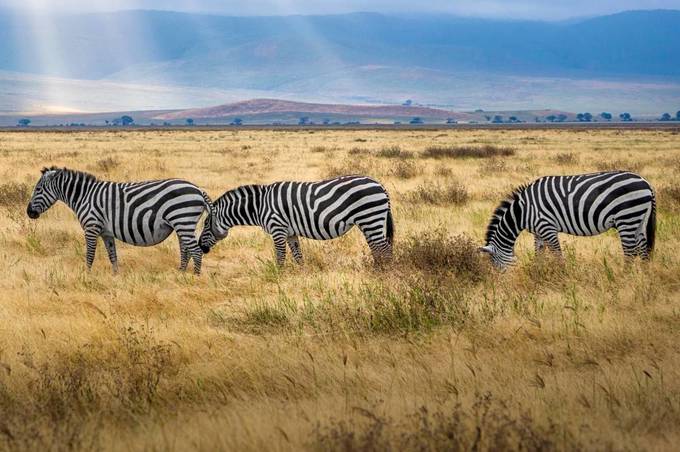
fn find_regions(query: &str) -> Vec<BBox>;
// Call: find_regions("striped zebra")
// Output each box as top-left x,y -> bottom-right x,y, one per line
199,175 -> 393,265
26,167 -> 213,274
480,171 -> 656,269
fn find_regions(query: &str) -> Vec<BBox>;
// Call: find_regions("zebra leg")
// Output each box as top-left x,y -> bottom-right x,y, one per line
271,233 -> 288,266
617,225 -> 642,258
287,236 -> 304,264
358,224 -> 393,265
102,234 -> 119,273
176,231 -> 203,275
84,229 -> 101,271
541,230 -> 562,256
534,234 -> 546,253
177,235 -> 190,272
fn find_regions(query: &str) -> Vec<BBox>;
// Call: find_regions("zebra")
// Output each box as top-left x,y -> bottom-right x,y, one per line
26,167 -> 213,274
480,171 -> 656,269
199,175 -> 394,266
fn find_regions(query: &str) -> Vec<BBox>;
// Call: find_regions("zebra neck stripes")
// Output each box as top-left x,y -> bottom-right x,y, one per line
481,187 -> 528,267
215,184 -> 265,228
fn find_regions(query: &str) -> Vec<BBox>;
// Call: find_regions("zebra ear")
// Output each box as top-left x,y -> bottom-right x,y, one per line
478,245 -> 493,254
41,169 -> 57,180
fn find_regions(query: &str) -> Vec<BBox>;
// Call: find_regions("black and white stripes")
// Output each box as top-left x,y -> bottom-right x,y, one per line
199,175 -> 394,265
480,171 -> 656,268
27,167 -> 213,274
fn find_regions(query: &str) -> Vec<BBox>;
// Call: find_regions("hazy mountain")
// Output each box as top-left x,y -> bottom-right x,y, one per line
1,9 -> 679,113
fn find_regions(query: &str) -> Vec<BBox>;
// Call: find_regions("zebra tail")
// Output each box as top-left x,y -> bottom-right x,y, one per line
385,209 -> 394,246
201,191 -> 215,214
646,190 -> 656,256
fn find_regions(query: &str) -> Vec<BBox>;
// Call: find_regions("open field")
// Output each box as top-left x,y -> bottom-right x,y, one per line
0,129 -> 679,451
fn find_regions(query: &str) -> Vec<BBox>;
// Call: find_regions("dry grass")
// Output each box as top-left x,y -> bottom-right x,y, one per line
0,128 -> 679,451
376,145 -> 414,159
422,145 -> 515,159
406,181 -> 470,205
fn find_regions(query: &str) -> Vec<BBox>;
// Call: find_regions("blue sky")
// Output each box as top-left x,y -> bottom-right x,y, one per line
6,0 -> 680,20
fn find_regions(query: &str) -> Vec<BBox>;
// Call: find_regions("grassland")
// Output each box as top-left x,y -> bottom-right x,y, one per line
0,128 -> 679,451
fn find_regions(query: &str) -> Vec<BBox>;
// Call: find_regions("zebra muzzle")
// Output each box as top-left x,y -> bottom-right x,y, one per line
200,244 -> 211,253
26,207 -> 40,219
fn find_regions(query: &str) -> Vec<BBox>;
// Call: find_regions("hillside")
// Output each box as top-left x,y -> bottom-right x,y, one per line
0,98 -> 578,126
153,99 -> 475,122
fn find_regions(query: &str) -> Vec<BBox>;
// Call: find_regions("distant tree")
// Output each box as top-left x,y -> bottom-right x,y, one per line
186,118 -> 194,126
322,118 -> 330,125
484,115 -> 491,121
508,116 -> 520,123
556,114 -> 568,122
446,118 -> 457,124
660,113 -> 672,121
619,112 -> 632,122
298,117 -> 309,125
545,115 -> 557,122
474,109 -> 484,113
120,115 -> 134,126
393,121 -> 402,125
163,122 -> 171,126
402,99 -> 413,106
17,118 -> 31,127
409,117 -> 423,124
492,115 -> 503,123
584,112 -> 592,122
600,112 -> 612,121
231,118 -> 243,126
676,110 -> 680,121
104,120 -> 110,126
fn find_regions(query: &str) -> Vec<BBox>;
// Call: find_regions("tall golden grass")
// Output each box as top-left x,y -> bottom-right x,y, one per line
0,128 -> 678,451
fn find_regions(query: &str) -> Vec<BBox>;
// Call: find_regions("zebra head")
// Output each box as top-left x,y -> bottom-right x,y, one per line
478,243 -> 515,270
480,187 -> 527,270
199,211 -> 230,253
27,167 -> 60,219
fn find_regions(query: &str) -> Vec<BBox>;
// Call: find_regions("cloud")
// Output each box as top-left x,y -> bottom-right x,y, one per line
3,0 -> 680,19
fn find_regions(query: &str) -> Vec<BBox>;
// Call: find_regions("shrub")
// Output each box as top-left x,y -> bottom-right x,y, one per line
422,145 -> 515,159
389,161 -> 422,179
659,185 -> 680,210
326,158 -> 376,178
311,393 -> 585,452
400,229 -> 486,280
94,156 -> 119,173
347,147 -> 367,155
406,182 -> 469,205
0,182 -> 31,207
553,152 -> 577,165
434,166 -> 453,177
376,146 -> 413,159
479,158 -> 507,174
595,160 -> 642,173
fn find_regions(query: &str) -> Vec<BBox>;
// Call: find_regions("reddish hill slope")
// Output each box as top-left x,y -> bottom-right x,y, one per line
153,99 -> 473,121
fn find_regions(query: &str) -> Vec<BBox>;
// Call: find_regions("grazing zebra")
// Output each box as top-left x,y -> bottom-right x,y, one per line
26,167 -> 213,274
199,175 -> 393,265
480,171 -> 656,269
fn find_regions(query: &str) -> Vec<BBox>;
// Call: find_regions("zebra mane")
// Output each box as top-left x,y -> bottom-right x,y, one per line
484,184 -> 528,245
216,184 -> 263,202
41,166 -> 99,182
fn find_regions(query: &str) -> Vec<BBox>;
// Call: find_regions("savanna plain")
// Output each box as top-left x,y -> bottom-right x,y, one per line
0,128 -> 679,451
